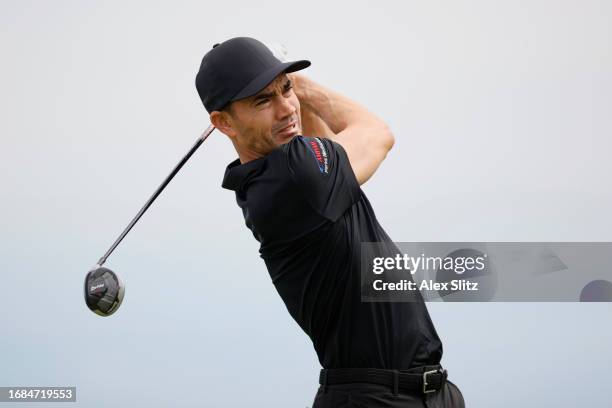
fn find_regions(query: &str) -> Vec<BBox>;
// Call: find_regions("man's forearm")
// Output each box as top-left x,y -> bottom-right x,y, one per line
290,73 -> 395,185
300,105 -> 336,138
291,73 -> 388,135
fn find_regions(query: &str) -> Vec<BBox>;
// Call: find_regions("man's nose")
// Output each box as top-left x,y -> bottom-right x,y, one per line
276,96 -> 296,119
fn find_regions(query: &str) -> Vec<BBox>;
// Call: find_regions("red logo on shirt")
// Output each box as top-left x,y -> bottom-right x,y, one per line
305,137 -> 329,174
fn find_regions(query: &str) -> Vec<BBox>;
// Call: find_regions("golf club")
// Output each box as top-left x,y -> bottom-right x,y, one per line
84,42 -> 289,317
84,124 -> 216,316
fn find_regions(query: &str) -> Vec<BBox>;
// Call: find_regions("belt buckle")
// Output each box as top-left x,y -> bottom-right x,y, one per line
422,369 -> 440,394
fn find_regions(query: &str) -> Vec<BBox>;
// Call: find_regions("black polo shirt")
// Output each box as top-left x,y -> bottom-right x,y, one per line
222,135 -> 443,369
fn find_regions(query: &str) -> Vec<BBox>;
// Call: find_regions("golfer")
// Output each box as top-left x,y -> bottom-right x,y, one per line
196,37 -> 465,408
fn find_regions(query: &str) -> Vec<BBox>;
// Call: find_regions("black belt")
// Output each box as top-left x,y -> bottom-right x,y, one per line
319,364 -> 448,395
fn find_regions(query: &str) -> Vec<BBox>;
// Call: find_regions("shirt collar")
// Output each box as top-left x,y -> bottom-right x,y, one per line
221,156 -> 267,191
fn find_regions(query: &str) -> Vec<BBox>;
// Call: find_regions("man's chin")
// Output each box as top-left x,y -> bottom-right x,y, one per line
277,131 -> 299,145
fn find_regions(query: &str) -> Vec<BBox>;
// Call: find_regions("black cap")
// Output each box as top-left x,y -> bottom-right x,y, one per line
195,37 -> 311,113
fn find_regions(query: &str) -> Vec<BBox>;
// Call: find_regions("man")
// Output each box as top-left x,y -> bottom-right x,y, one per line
195,37 -> 465,408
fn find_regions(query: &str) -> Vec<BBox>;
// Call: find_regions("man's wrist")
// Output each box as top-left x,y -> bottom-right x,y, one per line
290,74 -> 336,128
289,73 -> 385,135
290,73 -> 313,108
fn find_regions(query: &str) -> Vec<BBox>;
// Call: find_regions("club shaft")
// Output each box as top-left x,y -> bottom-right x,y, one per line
96,125 -> 216,267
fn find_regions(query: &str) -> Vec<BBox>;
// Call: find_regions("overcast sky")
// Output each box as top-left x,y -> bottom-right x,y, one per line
1,1 -> 611,407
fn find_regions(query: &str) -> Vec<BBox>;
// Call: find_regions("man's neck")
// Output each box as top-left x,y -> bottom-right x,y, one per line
233,142 -> 264,164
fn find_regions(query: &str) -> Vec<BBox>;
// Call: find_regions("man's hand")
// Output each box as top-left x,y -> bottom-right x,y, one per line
288,73 -> 335,138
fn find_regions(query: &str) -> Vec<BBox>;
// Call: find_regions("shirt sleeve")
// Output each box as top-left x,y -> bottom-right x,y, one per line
284,136 -> 361,221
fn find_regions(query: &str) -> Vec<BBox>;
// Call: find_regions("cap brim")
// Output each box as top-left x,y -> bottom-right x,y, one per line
230,60 -> 311,102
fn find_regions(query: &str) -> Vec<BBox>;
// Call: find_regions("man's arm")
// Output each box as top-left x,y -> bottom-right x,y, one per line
299,100 -> 336,139
290,73 -> 395,185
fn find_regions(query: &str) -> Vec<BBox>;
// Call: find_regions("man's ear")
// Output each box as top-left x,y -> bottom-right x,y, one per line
210,110 -> 238,139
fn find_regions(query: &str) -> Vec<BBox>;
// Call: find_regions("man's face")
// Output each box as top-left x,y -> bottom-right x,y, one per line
213,73 -> 302,159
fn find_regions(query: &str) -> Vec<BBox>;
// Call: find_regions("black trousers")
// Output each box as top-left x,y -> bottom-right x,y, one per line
311,378 -> 465,408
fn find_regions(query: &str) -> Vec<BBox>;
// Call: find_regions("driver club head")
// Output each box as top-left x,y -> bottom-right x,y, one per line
85,125 -> 215,317
84,266 -> 125,316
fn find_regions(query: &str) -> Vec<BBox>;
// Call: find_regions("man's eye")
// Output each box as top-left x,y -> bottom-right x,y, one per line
284,86 -> 293,93
256,99 -> 269,106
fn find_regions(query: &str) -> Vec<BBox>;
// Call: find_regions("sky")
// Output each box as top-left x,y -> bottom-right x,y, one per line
1,0 -> 611,407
